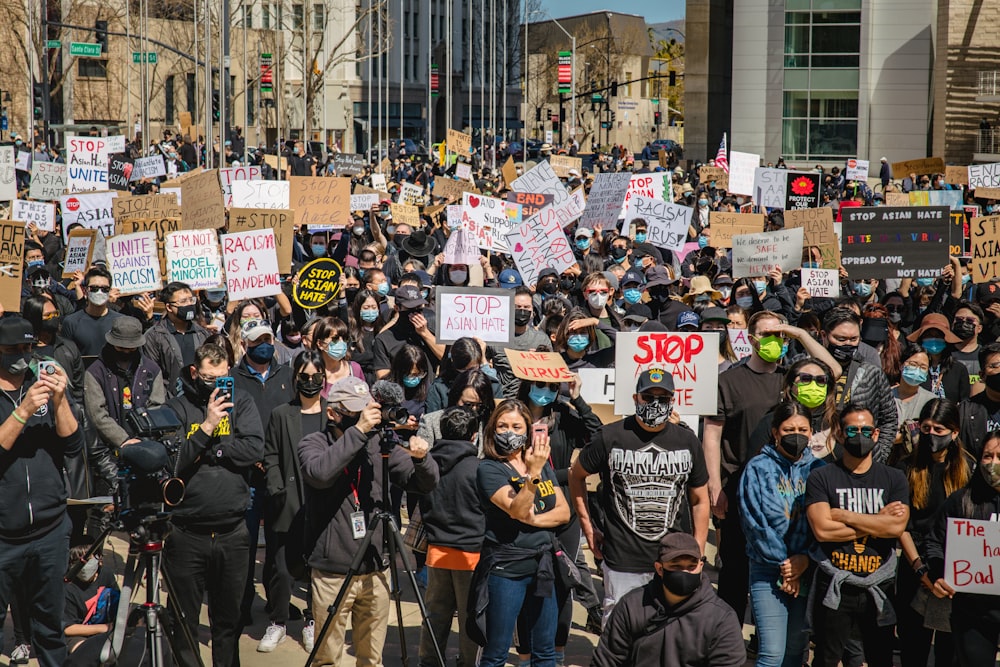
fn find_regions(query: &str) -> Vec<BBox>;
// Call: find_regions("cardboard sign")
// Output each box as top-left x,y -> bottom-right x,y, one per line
613,331 -> 719,415
968,163 -> 1000,190
550,155 -> 582,179
891,157 -> 945,179
753,167 -> 787,209
462,192 -> 521,253
577,368 -> 615,405
620,173 -> 667,219
132,155 -> 166,180
506,192 -> 554,219
331,153 -> 366,176
164,229 -> 223,290
456,163 -> 472,181
399,182 -> 424,206
507,208 -> 576,287
0,147 -> 15,201
221,229 -> 281,299
504,349 -> 573,383
908,189 -> 967,212
435,287 -> 514,344
841,206 -> 950,279
63,228 -> 97,275
182,169 -> 226,229
292,257 -> 343,309
106,231 -> 162,295
944,518 -> 1000,594
845,158 -> 869,182
785,172 -> 822,210
511,161 -> 569,206
262,153 -> 287,173
801,268 -> 840,297
501,157 -> 517,187
12,200 -> 56,232
350,193 -> 380,211
578,172 -> 631,230
60,191 -> 117,239
229,208 -> 295,272
971,215 -> 1000,283
108,153 -> 134,191
230,180 -> 290,209
624,195 -> 692,252
443,228 -> 481,265
732,227 -> 805,279
885,192 -> 910,207
433,176 -> 479,200
0,220 -> 24,311
946,165 -> 969,186
698,165 -> 729,191
727,151 -> 760,196
30,162 -> 67,201
390,203 -> 421,228
975,188 -> 1000,201
290,176 -> 350,228
447,129 -> 472,155
708,212 -> 765,248
728,328 -> 752,359
784,207 -> 840,269
113,193 -> 180,223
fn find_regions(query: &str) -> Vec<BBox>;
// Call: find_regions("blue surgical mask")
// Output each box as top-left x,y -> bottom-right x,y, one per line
901,365 -> 928,386
377,282 -> 390,296
634,232 -> 647,244
613,255 -> 627,265
916,277 -> 935,287
529,385 -> 557,407
854,282 -> 872,297
962,274 -> 972,286
698,198 -> 709,207
326,340 -> 348,360
360,308 -> 379,323
26,259 -> 44,269
567,334 -> 590,352
311,244 -> 327,257
735,295 -> 754,309
802,262 -> 820,269
575,238 -> 591,250
403,374 -> 424,388
921,338 -> 947,355
623,288 -> 642,304
697,235 -> 709,249
753,280 -> 767,295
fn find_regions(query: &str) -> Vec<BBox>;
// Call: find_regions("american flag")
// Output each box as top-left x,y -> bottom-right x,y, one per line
715,132 -> 729,173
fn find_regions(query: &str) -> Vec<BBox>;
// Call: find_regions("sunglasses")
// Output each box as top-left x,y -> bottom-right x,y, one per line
885,305 -> 903,313
87,285 -> 111,293
844,425 -> 876,439
795,373 -> 829,386
639,392 -> 671,403
298,372 -> 324,384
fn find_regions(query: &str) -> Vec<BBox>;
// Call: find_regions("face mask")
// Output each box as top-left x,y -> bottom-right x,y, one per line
634,232 -> 647,244
694,294 -> 711,304
246,342 -> 275,364
843,432 -> 877,458
795,381 -> 827,409
952,320 -> 977,340
828,343 -> 857,364
755,335 -> 786,363
393,233 -> 409,247
987,373 -> 1000,393
698,198 -> 709,207
540,280 -> 557,295
921,338 -> 947,355
493,430 -> 528,455
284,334 -> 302,347
26,259 -> 44,270
2,352 -> 31,376
802,262 -> 820,269
353,225 -> 366,236
920,431 -> 953,453
901,365 -> 928,386
753,280 -> 767,295
311,244 -> 327,257
529,385 -> 557,407
175,304 -> 196,322
660,569 -> 701,597
981,461 -> 1000,489
514,309 -> 532,327
297,377 -> 324,397
697,235 -> 709,249
717,286 -> 731,300
559,277 -> 577,292
916,277 -> 937,287
88,290 -> 110,307
567,334 -> 590,352
403,374 -> 424,388
853,282 -> 872,298
360,308 -> 379,323
76,557 -> 100,583
888,311 -> 902,324
326,340 -> 348,360
205,289 -> 227,304
636,399 -> 672,427
588,292 -> 609,310
377,282 -> 391,296
575,238 -> 591,250
337,412 -> 360,430
623,288 -> 642,305
14,140 -> 21,146
611,247 -> 628,261
962,274 -> 972,286
779,433 -> 810,458
40,316 -> 61,335
735,296 -> 754,309
449,270 -> 468,284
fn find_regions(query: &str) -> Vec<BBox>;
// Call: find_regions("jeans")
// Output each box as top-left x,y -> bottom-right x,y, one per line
601,564 -> 654,626
0,514 -> 71,667
165,522 -> 250,667
951,597 -> 1000,667
748,561 -> 809,667
479,573 -> 558,667
419,566 -> 478,667
310,569 -> 390,667
811,571 -> 895,667
263,527 -> 311,624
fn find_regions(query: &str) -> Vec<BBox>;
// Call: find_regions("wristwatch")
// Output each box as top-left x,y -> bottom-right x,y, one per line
529,476 -> 542,486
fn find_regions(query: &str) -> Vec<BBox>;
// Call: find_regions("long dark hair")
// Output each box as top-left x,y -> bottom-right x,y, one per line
447,368 -> 495,422
781,357 -> 836,431
907,398 -> 972,510
348,288 -> 386,353
769,400 -> 813,443
440,337 -> 483,383
482,399 -> 532,461
389,344 -> 431,401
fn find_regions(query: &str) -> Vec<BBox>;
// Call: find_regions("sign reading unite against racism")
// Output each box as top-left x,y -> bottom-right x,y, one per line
613,331 -> 719,416
841,206 -> 950,279
106,231 -> 162,296
435,287 -> 515,345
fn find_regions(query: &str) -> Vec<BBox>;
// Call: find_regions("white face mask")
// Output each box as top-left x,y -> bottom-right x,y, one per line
88,290 -> 110,307
449,270 -> 468,284
76,557 -> 99,582
588,292 -> 609,310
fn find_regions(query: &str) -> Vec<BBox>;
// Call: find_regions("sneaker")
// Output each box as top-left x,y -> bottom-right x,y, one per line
11,644 -> 30,664
257,623 -> 287,652
585,605 -> 603,635
302,620 -> 315,653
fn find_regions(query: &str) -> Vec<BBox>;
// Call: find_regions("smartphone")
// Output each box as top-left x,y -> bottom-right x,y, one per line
38,360 -> 56,376
532,421 -> 547,444
215,376 -> 235,411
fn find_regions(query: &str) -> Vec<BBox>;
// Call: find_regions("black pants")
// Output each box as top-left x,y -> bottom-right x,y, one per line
264,525 -> 312,624
811,573 -> 895,667
716,508 -> 749,625
165,522 -> 249,667
896,565 -> 954,667
951,598 -> 1000,667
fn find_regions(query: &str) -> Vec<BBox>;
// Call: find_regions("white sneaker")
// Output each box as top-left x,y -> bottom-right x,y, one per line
257,623 -> 287,652
302,620 -> 315,652
11,644 -> 30,664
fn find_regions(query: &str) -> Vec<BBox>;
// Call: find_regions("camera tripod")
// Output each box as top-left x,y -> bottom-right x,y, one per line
305,429 -> 445,667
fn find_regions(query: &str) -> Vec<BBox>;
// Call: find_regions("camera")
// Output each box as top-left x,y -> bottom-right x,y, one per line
117,406 -> 186,512
380,405 -> 409,428
370,380 -> 409,429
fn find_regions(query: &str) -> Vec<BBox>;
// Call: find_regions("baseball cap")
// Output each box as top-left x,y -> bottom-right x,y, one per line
658,532 -> 701,562
575,228 -> 593,239
677,311 -> 700,330
498,268 -> 523,288
635,368 -> 675,394
622,269 -> 645,287
623,303 -> 652,324
326,376 -> 371,412
644,266 -> 675,289
240,318 -> 273,342
394,285 -> 428,309
700,306 -> 730,324
0,317 -> 34,346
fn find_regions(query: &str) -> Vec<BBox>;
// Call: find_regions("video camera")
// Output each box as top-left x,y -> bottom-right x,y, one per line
371,380 -> 409,429
117,406 -> 186,511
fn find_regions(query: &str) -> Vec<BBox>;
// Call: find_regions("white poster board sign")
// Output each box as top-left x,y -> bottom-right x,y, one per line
507,209 -> 576,287
613,331 -> 719,416
846,158 -> 869,182
230,179 -> 290,209
624,195 -> 692,253
728,151 -> 760,196
434,287 -> 514,344
60,191 -> 117,239
221,229 -> 281,299
0,147 -> 16,201
577,368 -> 615,405
165,229 -> 224,290
443,228 -> 480,265
801,267 -> 840,297
945,517 -> 1000,595
462,192 -> 521,253
731,226 -> 805,279
11,200 -> 56,232
218,166 -> 262,207
968,163 -> 1000,190
30,162 -> 67,201
728,328 -> 752,359
350,193 -> 380,211
456,163 -> 472,181
578,172 -> 631,230
106,231 -> 162,295
132,155 -> 167,180
619,173 -> 667,219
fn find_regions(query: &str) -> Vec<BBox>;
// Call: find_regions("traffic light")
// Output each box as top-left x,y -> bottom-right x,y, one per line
212,90 -> 220,121
654,111 -> 661,125
32,83 -> 43,120
610,111 -> 616,122
610,81 -> 618,97
535,107 -> 541,122
95,20 -> 108,53
669,70 -> 676,87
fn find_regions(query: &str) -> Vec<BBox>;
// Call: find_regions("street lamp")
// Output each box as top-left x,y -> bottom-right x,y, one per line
528,10 -> 576,146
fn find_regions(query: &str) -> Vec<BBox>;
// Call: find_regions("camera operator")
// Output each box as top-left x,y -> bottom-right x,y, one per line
0,316 -> 83,667
164,342 -> 264,667
298,376 -> 439,666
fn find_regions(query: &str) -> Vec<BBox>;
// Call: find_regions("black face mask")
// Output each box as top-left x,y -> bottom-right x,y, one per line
987,373 -> 1000,393
779,433 -> 810,458
952,320 -> 977,340
115,349 -> 139,365
514,309 -> 532,327
920,431 -> 953,453
559,277 -> 576,292
175,304 -> 197,322
539,280 -> 558,295
40,316 -> 61,335
297,378 -> 324,398
493,431 -> 528,456
610,246 -> 628,260
336,413 -> 359,430
660,569 -> 701,597
2,352 -> 31,376
344,287 -> 359,305
196,378 -> 216,401
828,343 -> 858,364
843,433 -> 876,458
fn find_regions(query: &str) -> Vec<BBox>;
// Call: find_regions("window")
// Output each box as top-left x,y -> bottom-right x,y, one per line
292,4 -> 303,29
186,73 -> 196,113
624,72 -> 632,97
247,84 -> 256,124
241,4 -> 252,28
263,3 -> 271,29
313,4 -> 325,30
78,59 -> 108,78
165,75 -> 175,124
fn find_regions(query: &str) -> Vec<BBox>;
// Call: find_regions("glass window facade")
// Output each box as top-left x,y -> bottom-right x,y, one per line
781,0 -> 860,160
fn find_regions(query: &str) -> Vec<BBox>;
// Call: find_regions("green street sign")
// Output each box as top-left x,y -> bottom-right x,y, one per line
652,98 -> 659,105
132,52 -> 158,64
69,42 -> 102,58
45,40 -> 61,49
592,93 -> 603,102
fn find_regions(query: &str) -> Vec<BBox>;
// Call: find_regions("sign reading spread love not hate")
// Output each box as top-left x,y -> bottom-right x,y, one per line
623,195 -> 692,253
221,229 -> 281,300
841,206 -> 950,279
435,287 -> 514,345
613,331 -> 719,416
731,226 -> 805,279
164,229 -> 223,290
106,231 -> 162,296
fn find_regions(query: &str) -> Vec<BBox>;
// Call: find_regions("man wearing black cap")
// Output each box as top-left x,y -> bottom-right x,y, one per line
643,266 -> 694,330
591,533 -> 745,667
0,317 -> 83,666
373,285 -> 444,378
569,368 -> 710,624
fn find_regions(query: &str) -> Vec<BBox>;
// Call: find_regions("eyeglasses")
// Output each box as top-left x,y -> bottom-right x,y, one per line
41,312 -> 58,321
459,400 -> 482,410
197,372 -> 227,382
794,373 -> 829,386
585,289 -> 610,296
87,285 -> 111,293
844,425 -> 876,438
904,361 -> 930,372
170,297 -> 197,306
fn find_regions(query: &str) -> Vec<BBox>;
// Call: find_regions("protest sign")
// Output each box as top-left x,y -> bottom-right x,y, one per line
105,136 -> 126,153
801,268 -> 840,297
67,137 -> 112,192
845,158 -> 869,181
708,212 -> 765,248
113,216 -> 180,277
501,157 -> 517,187
507,209 -> 576,286
14,151 -> 29,172
106,231 -> 162,295
399,182 -> 424,206
732,227 -> 805,279
909,189 -> 965,211
447,205 -> 462,230
0,147 -> 15,201
113,194 -> 180,223
578,172 -> 631,230
371,173 -> 387,191
353,183 -> 387,199
698,166 -> 728,191
971,215 -> 1000,283
504,349 -> 573,383
331,153 -> 366,176
164,229 -> 223,289
784,207 -> 840,269
182,169 -> 226,229
435,287 -> 514,345
218,166 -> 262,207
462,192 -> 521,252
506,192 -> 554,219
944,518 -> 1000,595
390,203 -> 421,228
946,165 -> 969,186
577,368 -> 616,405
60,191 -> 117,239
841,206 -> 950,279
785,172 -> 822,210
433,177 -> 478,200
108,153 -> 134,191
549,155 -> 582,179
132,155 -> 166,180
623,195 -> 691,253
443,228 -> 480,265
230,180 -> 290,209
456,163 -> 472,181
950,211 -> 969,258
0,220 -> 23,311
620,173 -> 667,219
511,161 -> 569,205
885,192 -> 910,207
30,162 -> 67,201
11,200 -> 56,232
447,129 -> 472,155
63,228 -> 97,275
68,136 -> 112,164
229,208 -> 295,272
350,193 -> 380,211
262,154 -> 287,174
891,156 -> 945,179
968,163 -> 1000,190
728,328 -> 752,359
727,151 -> 760,196
292,258 -> 343,309
221,229 -> 281,299
290,176 -> 350,228
613,331 -> 719,415
67,160 -> 108,192
753,168 -> 787,208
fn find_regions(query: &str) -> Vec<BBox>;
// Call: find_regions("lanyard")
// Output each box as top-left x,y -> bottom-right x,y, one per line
344,467 -> 361,511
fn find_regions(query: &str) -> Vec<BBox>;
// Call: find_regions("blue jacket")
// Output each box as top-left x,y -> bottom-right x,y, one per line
739,444 -> 824,567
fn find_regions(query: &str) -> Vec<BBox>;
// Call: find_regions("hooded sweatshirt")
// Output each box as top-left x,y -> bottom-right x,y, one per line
739,443 -> 825,567
421,438 -> 484,553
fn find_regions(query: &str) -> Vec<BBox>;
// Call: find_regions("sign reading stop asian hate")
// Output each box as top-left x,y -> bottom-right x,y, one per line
292,257 -> 342,309
435,287 -> 514,345
945,518 -> 1000,595
290,176 -> 350,229
971,215 -> 1000,283
613,331 -> 719,416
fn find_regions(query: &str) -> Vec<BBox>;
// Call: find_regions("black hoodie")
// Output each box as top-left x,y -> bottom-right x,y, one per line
421,438 -> 484,553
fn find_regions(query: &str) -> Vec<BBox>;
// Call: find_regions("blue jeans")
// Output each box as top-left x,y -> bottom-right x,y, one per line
479,572 -> 558,667
749,561 -> 810,667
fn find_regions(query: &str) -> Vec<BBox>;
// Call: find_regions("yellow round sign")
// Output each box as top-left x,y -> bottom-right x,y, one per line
293,258 -> 343,309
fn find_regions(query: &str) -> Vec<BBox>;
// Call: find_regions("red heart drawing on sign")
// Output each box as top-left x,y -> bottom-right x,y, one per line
468,195 -> 480,208
514,242 -> 524,252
